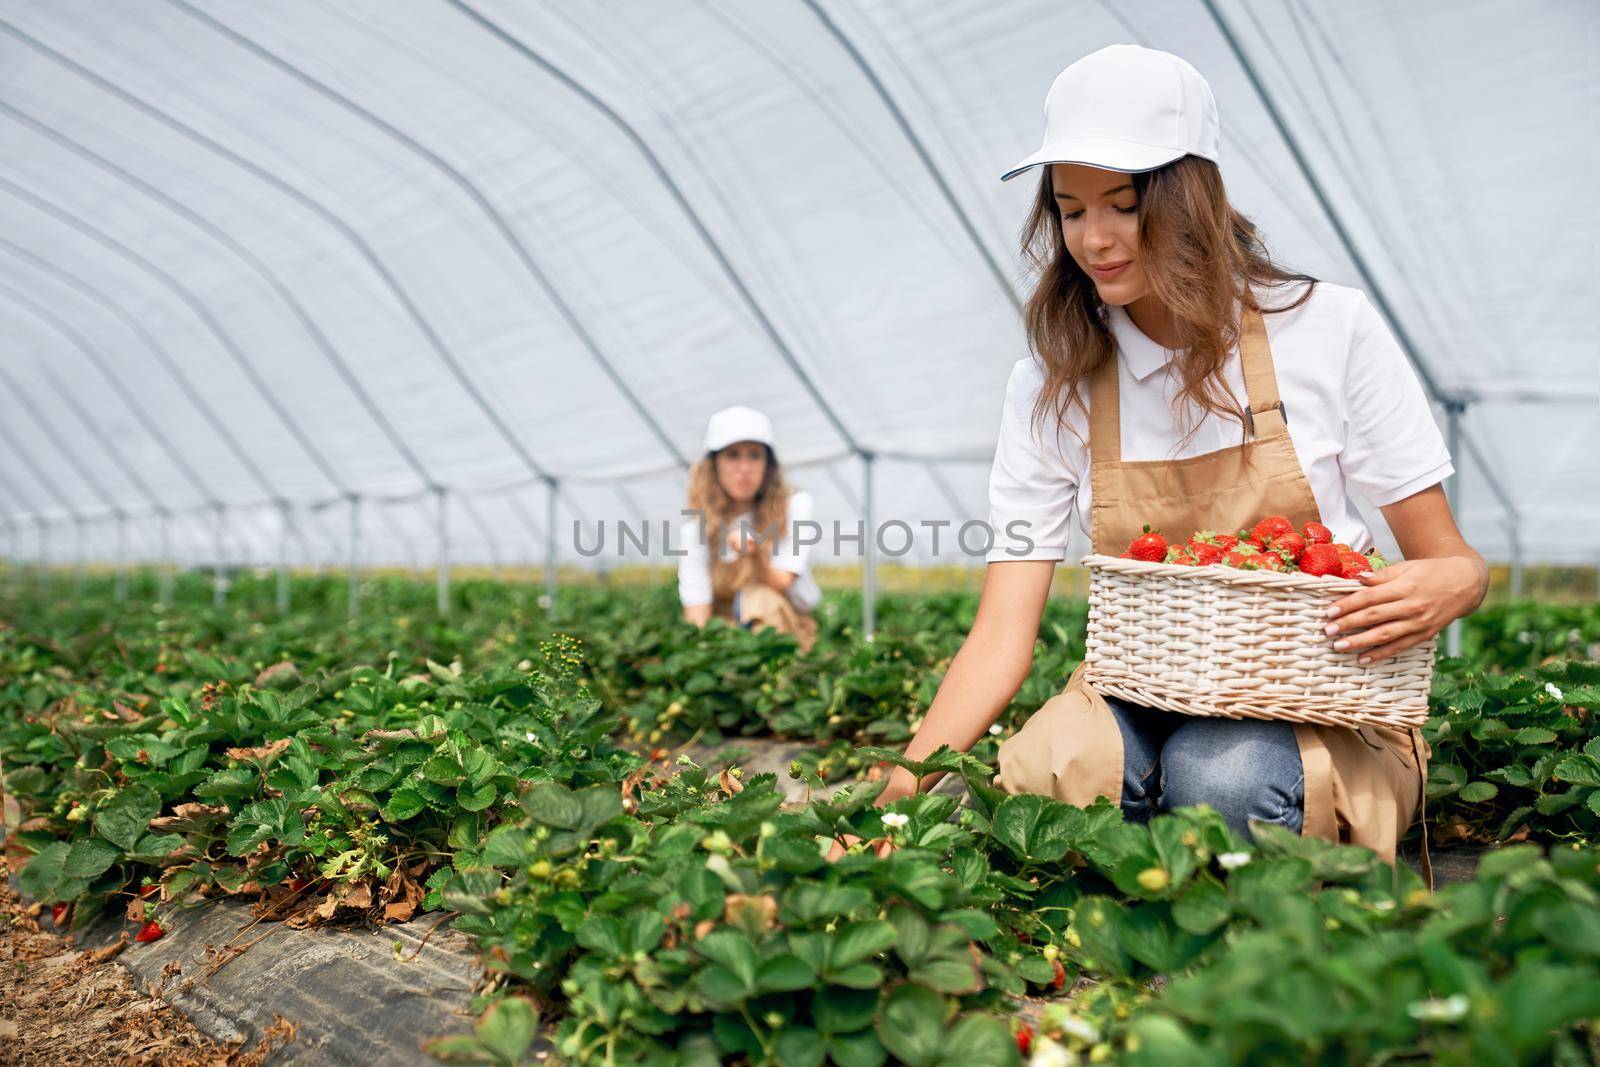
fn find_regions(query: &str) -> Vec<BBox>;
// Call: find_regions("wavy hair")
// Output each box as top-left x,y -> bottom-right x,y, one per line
1020,156 -> 1319,452
685,446 -> 792,600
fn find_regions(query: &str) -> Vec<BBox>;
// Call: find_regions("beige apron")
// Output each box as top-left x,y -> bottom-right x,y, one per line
994,304 -> 1431,872
711,556 -> 819,653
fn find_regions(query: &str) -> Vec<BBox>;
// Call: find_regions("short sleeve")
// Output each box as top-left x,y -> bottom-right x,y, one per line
768,490 -> 814,576
1339,291 -> 1456,506
985,358 -> 1080,563
676,519 -> 712,606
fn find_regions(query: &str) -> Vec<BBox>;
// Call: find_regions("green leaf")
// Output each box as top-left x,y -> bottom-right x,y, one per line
830,920 -> 897,969
481,826 -> 531,868
422,751 -> 466,787
457,781 -> 498,812
1554,755 -> 1600,788
990,794 -> 1078,864
19,842 -> 70,900
813,986 -> 878,1035
910,957 -> 981,995
520,782 -> 581,828
757,953 -> 816,993
773,1028 -> 826,1067
1514,726 -> 1558,745
1457,781 -> 1499,803
937,1014 -> 1019,1067
876,984 -> 946,1067
63,838 -> 122,879
474,995 -> 539,1066
1172,880 -> 1231,935
828,1031 -> 887,1067
94,785 -> 160,851
381,787 -> 426,823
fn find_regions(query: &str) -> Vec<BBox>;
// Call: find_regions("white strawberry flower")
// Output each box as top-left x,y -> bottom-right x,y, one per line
1218,851 -> 1252,870
1545,681 -> 1565,701
524,731 -> 537,743
881,812 -> 910,829
1406,993 -> 1470,1022
988,723 -> 1004,736
1055,1014 -> 1100,1045
1028,1036 -> 1078,1067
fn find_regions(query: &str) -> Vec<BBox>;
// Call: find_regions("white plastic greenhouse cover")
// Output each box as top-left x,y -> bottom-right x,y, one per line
0,0 -> 1595,575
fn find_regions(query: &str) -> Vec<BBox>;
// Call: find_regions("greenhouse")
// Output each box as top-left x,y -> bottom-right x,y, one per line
1,1 -> 1597,1065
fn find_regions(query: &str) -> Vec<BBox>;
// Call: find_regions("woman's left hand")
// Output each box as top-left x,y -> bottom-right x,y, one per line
1325,556 -> 1484,663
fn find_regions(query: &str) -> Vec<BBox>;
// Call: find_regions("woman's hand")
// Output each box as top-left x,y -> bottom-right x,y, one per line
1330,483 -> 1489,663
1326,556 -> 1485,663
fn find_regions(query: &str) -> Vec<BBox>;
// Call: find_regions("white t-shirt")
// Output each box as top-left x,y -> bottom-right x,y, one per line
678,489 -> 822,612
985,280 -> 1454,562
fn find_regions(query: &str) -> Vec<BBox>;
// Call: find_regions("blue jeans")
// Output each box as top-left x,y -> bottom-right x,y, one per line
1108,695 -> 1305,840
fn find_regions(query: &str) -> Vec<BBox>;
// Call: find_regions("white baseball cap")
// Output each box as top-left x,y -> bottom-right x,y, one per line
1001,44 -> 1220,181
702,405 -> 776,453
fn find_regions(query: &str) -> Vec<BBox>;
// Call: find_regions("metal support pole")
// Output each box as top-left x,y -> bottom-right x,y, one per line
434,486 -> 449,615
35,516 -> 48,600
72,515 -> 85,597
113,512 -> 129,603
275,501 -> 291,615
862,452 -> 877,641
347,494 -> 361,619
158,511 -> 174,605
1507,518 -> 1524,600
1443,402 -> 1465,657
544,477 -> 558,616
212,504 -> 226,608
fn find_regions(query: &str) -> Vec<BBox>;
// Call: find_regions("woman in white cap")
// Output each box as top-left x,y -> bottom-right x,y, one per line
678,405 -> 821,652
858,44 -> 1486,865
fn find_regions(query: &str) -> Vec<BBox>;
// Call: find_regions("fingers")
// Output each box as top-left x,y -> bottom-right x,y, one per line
1335,618 -> 1429,659
1351,632 -> 1430,664
1326,598 -> 1412,640
1330,578 -> 1409,619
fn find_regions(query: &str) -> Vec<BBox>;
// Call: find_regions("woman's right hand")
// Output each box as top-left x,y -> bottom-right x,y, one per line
819,560 -> 1053,863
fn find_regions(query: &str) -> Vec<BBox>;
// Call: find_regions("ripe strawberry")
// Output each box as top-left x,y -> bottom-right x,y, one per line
1050,958 -> 1067,989
1303,521 -> 1333,545
1165,545 -> 1199,565
51,902 -> 70,927
1339,555 -> 1371,579
1016,1026 -> 1034,1055
1127,526 -> 1167,563
1253,552 -> 1288,572
1299,543 -> 1343,577
1215,533 -> 1240,551
134,920 -> 164,943
1249,515 -> 1295,548
1189,541 -> 1224,566
1269,531 -> 1308,563
137,884 -> 160,899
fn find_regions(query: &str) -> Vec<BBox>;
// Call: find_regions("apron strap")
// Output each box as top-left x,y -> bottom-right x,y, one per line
1238,307 -> 1289,439
1409,728 -> 1434,891
1088,356 -> 1122,464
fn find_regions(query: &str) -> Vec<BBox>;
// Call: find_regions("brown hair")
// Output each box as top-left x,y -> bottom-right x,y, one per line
1020,156 -> 1319,452
686,445 -> 792,602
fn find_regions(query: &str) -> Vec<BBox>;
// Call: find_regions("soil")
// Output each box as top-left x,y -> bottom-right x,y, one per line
0,880 -> 295,1066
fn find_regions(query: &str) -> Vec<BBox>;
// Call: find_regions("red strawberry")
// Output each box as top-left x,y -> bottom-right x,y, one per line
1253,552 -> 1288,572
1127,527 -> 1167,562
1303,521 -> 1333,545
1223,548 -> 1259,569
1165,545 -> 1198,565
51,902 -> 70,927
1339,555 -> 1371,579
1016,1026 -> 1034,1055
1299,543 -> 1343,577
1050,958 -> 1067,989
1269,531 -> 1308,563
1249,515 -> 1295,548
1189,542 -> 1224,566
134,920 -> 164,943
137,884 -> 160,899
1215,533 -> 1241,550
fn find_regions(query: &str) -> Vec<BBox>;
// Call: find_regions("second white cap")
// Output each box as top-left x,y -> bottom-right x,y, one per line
702,405 -> 776,454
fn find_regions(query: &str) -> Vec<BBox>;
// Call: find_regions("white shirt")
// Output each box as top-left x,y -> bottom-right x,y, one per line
986,280 -> 1454,562
678,489 -> 822,612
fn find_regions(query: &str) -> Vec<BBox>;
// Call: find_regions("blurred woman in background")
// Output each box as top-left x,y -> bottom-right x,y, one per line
678,405 -> 821,652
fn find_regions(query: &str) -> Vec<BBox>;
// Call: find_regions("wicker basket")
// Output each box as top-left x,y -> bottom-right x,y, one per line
1081,554 -> 1433,730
